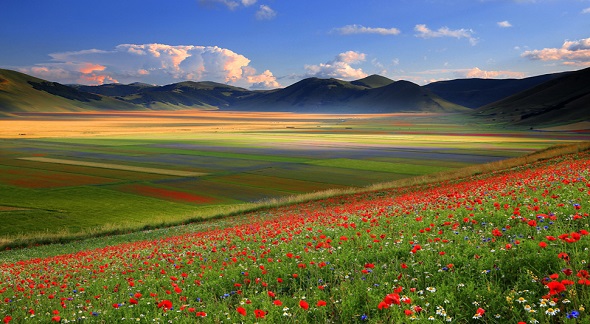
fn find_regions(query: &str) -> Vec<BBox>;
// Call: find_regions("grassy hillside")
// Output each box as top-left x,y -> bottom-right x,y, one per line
233,78 -> 468,113
91,81 -> 252,110
0,142 -> 588,323
475,67 -> 590,127
71,82 -> 156,97
0,69 -> 140,112
424,72 -> 564,108
350,74 -> 395,88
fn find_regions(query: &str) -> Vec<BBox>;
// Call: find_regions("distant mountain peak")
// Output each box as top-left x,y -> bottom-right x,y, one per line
351,74 -> 395,89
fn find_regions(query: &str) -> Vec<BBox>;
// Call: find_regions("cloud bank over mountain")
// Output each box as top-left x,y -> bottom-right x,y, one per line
18,43 -> 281,88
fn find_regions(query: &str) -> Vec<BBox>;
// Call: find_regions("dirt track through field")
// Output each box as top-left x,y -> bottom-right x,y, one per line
18,157 -> 206,177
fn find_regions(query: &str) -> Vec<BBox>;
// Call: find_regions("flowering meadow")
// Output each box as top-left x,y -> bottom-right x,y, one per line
1,150 -> 589,323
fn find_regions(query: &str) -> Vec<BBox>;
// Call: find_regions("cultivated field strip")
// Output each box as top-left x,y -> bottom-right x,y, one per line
18,157 -> 207,177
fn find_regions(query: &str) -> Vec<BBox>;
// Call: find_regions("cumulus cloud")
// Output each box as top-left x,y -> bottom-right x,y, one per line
464,67 -> 525,78
521,37 -> 590,66
241,0 -> 256,6
18,43 -> 281,88
497,21 -> 512,28
581,7 -> 590,14
333,24 -> 400,36
414,24 -> 478,45
247,69 -> 280,89
197,0 -> 252,10
256,5 -> 276,20
415,67 -> 525,83
304,51 -> 368,79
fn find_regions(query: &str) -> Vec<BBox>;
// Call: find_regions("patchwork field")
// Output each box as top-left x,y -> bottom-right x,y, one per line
0,111 -> 588,242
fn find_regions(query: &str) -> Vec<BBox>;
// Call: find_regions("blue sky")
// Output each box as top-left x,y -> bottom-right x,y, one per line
1,0 -> 589,89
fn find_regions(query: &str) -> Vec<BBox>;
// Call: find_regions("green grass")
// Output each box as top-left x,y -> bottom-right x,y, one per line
307,158 -> 452,175
0,185 -> 204,236
0,112 -> 587,249
0,143 -> 589,323
0,141 -> 588,251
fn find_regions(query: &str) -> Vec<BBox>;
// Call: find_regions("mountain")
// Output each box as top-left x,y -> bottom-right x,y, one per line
230,78 -> 367,112
353,80 -> 466,113
231,77 -> 467,113
350,74 -> 395,88
474,67 -> 590,127
1,68 -> 588,122
71,82 -> 156,97
73,80 -> 252,110
424,73 -> 565,108
0,69 -> 139,112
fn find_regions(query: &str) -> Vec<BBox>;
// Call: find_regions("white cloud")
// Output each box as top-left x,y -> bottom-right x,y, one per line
255,5 -> 276,20
497,20 -> 512,28
18,43 -> 280,88
415,67 -> 525,83
198,0 -> 240,10
247,69 -> 281,89
333,24 -> 401,36
241,0 -> 256,6
464,67 -> 525,78
304,51 -> 368,79
414,24 -> 478,45
581,7 -> 590,14
521,37 -> 590,66
198,0 -> 256,10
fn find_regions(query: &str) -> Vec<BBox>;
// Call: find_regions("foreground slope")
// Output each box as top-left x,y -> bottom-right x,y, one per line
0,69 -> 139,112
1,145 -> 589,323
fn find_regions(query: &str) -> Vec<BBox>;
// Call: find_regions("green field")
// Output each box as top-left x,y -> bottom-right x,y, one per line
1,112 -> 587,245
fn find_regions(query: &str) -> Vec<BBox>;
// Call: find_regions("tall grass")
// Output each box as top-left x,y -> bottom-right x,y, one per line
1,141 -> 588,251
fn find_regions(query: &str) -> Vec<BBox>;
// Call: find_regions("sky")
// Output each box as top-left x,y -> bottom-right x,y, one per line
1,0 -> 589,89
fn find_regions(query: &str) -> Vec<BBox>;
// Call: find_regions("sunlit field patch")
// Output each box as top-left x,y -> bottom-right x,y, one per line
307,158 -> 451,175
19,157 -> 206,177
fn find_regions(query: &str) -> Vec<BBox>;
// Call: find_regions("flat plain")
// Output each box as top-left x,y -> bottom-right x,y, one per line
1,111 -> 587,241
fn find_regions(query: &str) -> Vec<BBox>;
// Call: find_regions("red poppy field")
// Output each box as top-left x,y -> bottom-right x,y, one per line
118,184 -> 220,204
0,148 -> 588,323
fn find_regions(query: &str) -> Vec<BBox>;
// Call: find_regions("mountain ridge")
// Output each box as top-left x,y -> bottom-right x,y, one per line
1,67 -> 588,128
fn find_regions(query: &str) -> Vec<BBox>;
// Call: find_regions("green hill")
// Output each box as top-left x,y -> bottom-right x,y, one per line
0,69 -> 140,112
424,73 -> 564,108
74,80 -> 252,110
350,74 -> 395,88
474,67 -> 590,127
232,78 -> 467,113
2,67 -> 588,119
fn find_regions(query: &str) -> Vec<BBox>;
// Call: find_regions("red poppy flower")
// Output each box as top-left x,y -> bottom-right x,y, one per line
157,300 -> 173,310
317,300 -> 327,307
539,241 -> 547,248
254,309 -> 266,318
237,306 -> 247,316
299,300 -> 309,310
547,281 -> 566,295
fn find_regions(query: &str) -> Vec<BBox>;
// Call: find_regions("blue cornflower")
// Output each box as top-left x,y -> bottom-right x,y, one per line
567,310 -> 580,319
360,314 -> 368,321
